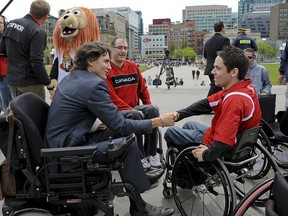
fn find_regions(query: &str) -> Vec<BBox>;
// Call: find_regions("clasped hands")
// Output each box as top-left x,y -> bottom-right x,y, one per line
159,112 -> 176,127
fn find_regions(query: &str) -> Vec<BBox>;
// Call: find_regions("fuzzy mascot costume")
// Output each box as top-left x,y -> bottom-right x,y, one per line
50,7 -> 100,87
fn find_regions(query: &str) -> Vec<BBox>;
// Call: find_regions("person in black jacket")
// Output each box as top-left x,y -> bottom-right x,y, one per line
204,21 -> 230,96
0,0 -> 55,100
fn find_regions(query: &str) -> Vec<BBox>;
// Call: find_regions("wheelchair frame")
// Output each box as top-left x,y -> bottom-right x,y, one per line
1,92 -> 146,216
162,126 -> 279,216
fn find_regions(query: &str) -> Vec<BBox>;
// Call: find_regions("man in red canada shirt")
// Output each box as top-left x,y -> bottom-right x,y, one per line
106,37 -> 161,170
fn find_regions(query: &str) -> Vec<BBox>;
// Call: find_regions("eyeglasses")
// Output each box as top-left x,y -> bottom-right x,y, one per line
247,56 -> 254,59
113,46 -> 128,51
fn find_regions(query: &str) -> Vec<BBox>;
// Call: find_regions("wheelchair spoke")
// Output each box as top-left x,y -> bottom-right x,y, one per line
171,147 -> 234,216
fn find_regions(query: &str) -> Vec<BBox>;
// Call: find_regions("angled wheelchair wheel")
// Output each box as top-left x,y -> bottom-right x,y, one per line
232,141 -> 279,206
233,173 -> 288,216
272,142 -> 288,169
171,146 -> 235,216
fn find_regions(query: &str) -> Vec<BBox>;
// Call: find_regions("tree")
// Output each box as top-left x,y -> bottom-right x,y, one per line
256,42 -> 278,61
182,47 -> 196,61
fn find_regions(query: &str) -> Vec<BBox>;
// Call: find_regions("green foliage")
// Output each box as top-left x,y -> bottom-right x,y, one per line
182,47 -> 197,61
171,46 -> 196,61
256,42 -> 278,59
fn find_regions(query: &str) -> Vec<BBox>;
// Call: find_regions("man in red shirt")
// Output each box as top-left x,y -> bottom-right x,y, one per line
106,37 -> 161,170
164,46 -> 261,162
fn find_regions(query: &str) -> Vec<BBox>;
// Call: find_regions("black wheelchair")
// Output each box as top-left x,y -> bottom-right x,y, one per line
259,94 -> 288,169
0,93 -> 146,216
162,126 -> 280,216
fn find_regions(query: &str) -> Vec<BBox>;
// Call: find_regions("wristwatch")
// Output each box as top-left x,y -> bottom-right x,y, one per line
46,85 -> 54,90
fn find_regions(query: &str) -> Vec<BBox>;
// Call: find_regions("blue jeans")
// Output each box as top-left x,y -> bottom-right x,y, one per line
0,76 -> 13,114
164,121 -> 209,148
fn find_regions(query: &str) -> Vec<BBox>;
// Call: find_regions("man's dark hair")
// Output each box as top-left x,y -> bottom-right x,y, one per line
30,0 -> 50,19
218,46 -> 249,80
74,42 -> 111,70
214,21 -> 224,33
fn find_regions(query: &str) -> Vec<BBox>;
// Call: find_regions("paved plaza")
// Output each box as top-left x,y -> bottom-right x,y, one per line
1,65 -> 286,215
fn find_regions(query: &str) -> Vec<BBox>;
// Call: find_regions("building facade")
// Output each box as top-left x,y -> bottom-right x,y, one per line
100,7 -> 140,59
183,5 -> 238,32
270,2 -> 288,40
140,35 -> 167,59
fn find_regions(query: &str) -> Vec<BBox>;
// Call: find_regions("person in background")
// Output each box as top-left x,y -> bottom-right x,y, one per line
153,74 -> 162,87
0,15 -> 12,114
106,37 -> 162,170
45,42 -> 175,216
192,69 -> 195,79
147,76 -> 152,85
244,48 -> 271,95
232,28 -> 258,51
0,0 -> 55,100
164,46 -> 261,162
279,42 -> 288,109
179,78 -> 184,85
204,21 -> 230,96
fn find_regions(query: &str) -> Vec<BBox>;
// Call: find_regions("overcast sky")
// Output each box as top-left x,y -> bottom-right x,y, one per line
0,0 -> 238,32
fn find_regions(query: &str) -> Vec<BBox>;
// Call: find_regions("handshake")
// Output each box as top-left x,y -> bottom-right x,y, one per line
155,112 -> 180,128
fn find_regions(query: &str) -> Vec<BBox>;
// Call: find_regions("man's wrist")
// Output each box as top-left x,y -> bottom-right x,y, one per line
46,85 -> 55,90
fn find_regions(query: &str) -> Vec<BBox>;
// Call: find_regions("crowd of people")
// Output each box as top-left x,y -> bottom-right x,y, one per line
0,1 -> 288,215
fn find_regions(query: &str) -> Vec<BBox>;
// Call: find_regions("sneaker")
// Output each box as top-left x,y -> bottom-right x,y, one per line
141,157 -> 151,170
147,155 -> 162,168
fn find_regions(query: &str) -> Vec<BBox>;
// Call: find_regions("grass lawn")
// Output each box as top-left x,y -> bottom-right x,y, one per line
262,63 -> 280,85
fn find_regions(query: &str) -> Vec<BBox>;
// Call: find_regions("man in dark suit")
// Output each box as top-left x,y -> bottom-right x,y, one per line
204,21 -> 230,96
45,42 -> 175,216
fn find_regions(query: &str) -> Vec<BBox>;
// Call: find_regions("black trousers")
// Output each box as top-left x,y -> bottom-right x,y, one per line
121,105 -> 160,156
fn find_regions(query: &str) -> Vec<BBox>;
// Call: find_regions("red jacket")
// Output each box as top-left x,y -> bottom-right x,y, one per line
203,79 -> 261,147
0,56 -> 7,76
106,60 -> 151,110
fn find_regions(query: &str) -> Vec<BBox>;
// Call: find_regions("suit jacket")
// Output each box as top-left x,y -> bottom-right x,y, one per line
204,33 -> 230,76
45,70 -> 152,148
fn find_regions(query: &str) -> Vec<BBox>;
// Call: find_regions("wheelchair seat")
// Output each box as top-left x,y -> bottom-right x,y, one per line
2,92 -> 144,216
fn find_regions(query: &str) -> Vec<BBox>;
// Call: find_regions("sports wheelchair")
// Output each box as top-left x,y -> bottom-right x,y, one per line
233,171 -> 288,216
162,126 -> 279,216
0,92 -> 146,216
259,94 -> 288,169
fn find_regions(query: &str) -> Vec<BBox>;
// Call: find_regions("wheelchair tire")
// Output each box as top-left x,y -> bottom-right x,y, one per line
233,141 -> 279,207
233,173 -> 288,216
11,208 -> 53,216
171,146 -> 235,216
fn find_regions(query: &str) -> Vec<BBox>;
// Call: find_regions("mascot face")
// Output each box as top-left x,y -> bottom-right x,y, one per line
59,7 -> 87,38
53,7 -> 100,51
